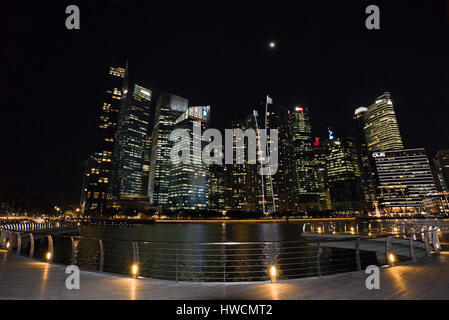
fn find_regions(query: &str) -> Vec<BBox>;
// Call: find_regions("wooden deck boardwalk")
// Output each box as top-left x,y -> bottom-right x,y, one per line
1,251 -> 449,299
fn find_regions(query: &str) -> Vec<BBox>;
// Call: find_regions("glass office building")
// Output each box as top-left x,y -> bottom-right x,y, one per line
168,107 -> 210,210
363,92 -> 404,152
324,133 -> 364,214
148,93 -> 189,208
289,106 -> 321,211
353,107 -> 378,213
373,148 -> 438,214
82,61 -> 127,213
111,84 -> 152,199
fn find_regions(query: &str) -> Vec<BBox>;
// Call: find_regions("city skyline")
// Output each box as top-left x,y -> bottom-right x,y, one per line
79,57 -> 446,216
4,1 -> 449,207
5,1 -> 449,307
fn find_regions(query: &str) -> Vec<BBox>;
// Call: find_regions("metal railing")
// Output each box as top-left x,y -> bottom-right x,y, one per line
0,222 -> 446,282
0,221 -> 77,232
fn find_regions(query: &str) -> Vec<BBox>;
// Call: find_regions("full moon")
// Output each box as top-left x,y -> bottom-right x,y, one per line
269,41 -> 276,48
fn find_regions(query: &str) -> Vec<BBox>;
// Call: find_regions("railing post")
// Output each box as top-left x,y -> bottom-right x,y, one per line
70,237 -> 76,264
29,233 -> 34,258
175,243 -> 178,283
132,241 -> 139,264
223,247 -> 226,283
409,233 -> 417,262
47,235 -> 53,262
424,232 -> 431,257
270,242 -> 277,282
355,238 -> 361,272
270,242 -> 275,262
386,235 -> 392,266
0,230 -> 6,249
433,229 -> 441,253
99,239 -> 104,272
316,241 -> 322,278
131,241 -> 139,278
16,232 -> 21,255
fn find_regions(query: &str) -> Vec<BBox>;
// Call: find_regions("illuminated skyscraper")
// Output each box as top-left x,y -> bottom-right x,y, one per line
229,114 -> 259,212
228,99 -> 296,214
313,138 -> 332,211
324,131 -> 364,215
373,148 -> 437,214
353,107 -> 378,213
266,103 -> 298,212
142,133 -> 152,197
436,150 -> 449,190
168,106 -> 210,210
148,93 -> 188,207
289,106 -> 321,212
208,164 -> 226,211
363,92 -> 403,152
82,60 -> 127,213
110,84 -> 152,203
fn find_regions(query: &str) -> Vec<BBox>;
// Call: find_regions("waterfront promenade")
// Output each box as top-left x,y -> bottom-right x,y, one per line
2,251 -> 449,299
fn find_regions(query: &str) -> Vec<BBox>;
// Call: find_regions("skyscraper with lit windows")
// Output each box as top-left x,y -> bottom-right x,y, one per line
81,60 -> 127,214
353,107 -> 378,213
289,106 -> 321,212
266,103 -> 298,212
363,92 -> 403,152
168,106 -> 210,210
373,148 -> 438,214
110,84 -> 152,203
148,93 -> 189,208
436,150 -> 449,190
324,130 -> 364,215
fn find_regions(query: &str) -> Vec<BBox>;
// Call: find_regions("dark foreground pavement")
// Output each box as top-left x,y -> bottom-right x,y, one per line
1,252 -> 449,299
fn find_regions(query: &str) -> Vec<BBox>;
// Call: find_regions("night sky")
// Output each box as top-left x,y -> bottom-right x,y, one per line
4,0 -> 449,207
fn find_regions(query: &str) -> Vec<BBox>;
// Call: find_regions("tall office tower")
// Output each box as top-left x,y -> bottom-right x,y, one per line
142,133 -> 152,197
266,103 -> 298,212
313,138 -> 332,211
228,101 -> 293,214
433,157 -> 449,192
363,92 -> 403,152
436,150 -> 449,189
81,60 -> 128,213
148,93 -> 189,208
168,106 -> 210,210
324,130 -> 364,215
110,84 -> 152,205
208,164 -> 226,211
229,114 -> 259,212
223,164 -> 233,211
373,148 -> 438,214
229,111 -> 275,213
353,107 -> 378,214
289,106 -> 321,212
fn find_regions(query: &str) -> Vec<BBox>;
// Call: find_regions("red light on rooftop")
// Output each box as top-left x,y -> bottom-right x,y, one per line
313,137 -> 320,147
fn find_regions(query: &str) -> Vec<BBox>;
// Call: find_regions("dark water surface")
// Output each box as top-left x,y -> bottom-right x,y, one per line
77,220 -> 387,242
30,220 -> 416,281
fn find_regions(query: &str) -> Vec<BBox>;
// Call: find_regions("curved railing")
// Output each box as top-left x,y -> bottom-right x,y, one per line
0,221 -> 77,232
0,222 -> 446,282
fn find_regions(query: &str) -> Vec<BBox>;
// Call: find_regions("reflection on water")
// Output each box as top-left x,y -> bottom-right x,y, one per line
25,220 -> 441,282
